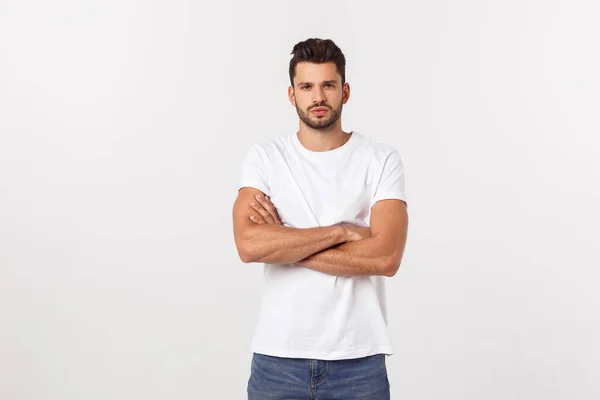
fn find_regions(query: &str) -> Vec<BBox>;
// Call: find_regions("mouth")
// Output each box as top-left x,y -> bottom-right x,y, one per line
311,107 -> 329,116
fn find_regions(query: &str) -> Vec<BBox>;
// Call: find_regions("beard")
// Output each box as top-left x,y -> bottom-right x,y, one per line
296,101 -> 343,131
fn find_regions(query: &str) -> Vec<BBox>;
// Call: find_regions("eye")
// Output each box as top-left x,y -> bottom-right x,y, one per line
301,85 -> 310,90
325,83 -> 334,88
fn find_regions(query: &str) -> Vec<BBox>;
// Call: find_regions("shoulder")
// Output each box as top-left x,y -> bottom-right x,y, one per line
352,131 -> 403,162
246,133 -> 294,158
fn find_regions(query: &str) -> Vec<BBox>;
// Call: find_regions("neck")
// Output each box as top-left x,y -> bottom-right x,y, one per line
296,121 -> 351,152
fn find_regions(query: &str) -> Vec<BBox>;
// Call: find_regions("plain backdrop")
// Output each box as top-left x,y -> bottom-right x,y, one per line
1,0 -> 599,399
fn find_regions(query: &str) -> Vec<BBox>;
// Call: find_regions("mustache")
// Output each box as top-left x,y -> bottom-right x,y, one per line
308,103 -> 331,111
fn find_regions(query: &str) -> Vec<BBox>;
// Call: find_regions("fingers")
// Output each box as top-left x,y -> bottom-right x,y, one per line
344,226 -> 372,241
252,194 -> 282,225
250,201 -> 274,224
263,196 -> 282,225
265,196 -> 283,225
249,215 -> 265,224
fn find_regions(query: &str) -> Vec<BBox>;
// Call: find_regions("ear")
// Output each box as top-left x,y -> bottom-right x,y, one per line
288,86 -> 296,107
342,82 -> 351,104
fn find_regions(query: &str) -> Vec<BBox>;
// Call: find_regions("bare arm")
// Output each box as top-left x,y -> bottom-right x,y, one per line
233,187 -> 366,264
296,199 -> 408,277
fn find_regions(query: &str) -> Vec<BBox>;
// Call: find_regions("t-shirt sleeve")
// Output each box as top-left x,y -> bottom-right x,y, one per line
371,150 -> 407,207
238,144 -> 270,195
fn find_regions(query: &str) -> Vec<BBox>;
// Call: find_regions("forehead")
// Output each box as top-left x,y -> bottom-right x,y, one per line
293,62 -> 341,84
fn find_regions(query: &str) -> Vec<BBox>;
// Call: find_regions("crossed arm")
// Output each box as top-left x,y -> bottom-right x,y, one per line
232,187 -> 408,277
297,199 -> 408,277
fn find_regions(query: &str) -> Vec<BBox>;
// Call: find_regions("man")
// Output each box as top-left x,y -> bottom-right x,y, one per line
232,38 -> 408,400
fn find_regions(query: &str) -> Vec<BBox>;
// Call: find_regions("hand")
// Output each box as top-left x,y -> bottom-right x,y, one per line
249,194 -> 283,225
344,226 -> 372,242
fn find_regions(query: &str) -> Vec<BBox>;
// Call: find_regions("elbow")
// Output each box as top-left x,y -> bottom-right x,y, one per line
382,255 -> 402,277
383,264 -> 399,277
383,243 -> 407,277
236,241 -> 257,264
239,251 -> 255,264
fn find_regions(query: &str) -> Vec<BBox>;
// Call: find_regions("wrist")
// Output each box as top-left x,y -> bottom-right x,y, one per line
337,225 -> 350,243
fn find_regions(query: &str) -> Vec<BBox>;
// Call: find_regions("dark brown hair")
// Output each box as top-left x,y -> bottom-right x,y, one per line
289,38 -> 346,87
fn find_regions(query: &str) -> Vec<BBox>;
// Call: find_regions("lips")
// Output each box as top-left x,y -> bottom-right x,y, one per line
311,107 -> 329,116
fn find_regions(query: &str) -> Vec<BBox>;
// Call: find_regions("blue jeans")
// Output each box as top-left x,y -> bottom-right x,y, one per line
247,352 -> 391,400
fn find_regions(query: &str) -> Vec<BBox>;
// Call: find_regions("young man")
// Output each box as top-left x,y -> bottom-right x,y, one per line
232,38 -> 408,400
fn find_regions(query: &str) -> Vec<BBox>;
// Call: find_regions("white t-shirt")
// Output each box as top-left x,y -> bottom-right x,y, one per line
238,130 -> 407,360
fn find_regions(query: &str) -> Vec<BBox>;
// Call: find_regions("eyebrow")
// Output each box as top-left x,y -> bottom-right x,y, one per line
296,80 -> 339,86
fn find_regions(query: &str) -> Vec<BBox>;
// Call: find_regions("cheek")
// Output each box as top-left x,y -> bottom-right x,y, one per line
295,97 -> 310,110
329,91 -> 343,103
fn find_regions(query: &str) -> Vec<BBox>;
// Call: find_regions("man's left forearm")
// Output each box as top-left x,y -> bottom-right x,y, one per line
296,236 -> 398,277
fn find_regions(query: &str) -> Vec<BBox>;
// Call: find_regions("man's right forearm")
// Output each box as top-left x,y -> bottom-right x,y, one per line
237,224 -> 347,265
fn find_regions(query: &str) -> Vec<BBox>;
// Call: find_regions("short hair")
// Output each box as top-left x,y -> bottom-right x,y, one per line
289,38 -> 346,87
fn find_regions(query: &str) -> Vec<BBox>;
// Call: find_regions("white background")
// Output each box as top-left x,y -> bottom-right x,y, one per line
1,1 -> 599,399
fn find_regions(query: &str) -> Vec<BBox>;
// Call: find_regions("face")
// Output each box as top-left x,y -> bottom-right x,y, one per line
288,62 -> 350,131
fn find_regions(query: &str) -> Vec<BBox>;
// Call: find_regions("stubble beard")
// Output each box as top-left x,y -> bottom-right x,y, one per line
296,101 -> 343,132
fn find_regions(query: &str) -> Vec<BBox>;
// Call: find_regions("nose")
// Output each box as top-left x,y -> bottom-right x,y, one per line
311,86 -> 326,104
